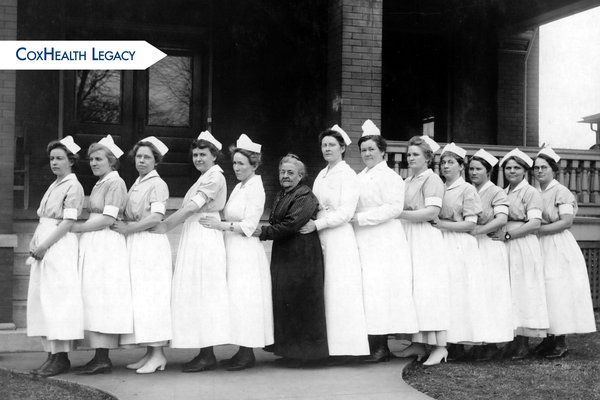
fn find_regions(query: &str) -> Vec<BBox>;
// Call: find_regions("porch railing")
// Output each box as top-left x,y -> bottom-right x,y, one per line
386,141 -> 600,213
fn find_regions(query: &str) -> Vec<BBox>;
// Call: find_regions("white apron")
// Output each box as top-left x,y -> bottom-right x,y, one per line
27,218 -> 84,340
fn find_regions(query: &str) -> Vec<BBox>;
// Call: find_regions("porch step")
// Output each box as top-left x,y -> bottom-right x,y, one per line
0,328 -> 43,353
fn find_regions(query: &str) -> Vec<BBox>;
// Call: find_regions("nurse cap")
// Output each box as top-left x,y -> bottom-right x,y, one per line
472,148 -> 498,167
330,124 -> 352,146
499,148 -> 533,168
361,119 -> 381,137
59,135 -> 81,155
140,136 -> 169,156
197,130 -> 222,150
441,142 -> 466,159
419,135 -> 440,153
536,146 -> 560,163
98,134 -> 124,158
236,134 -> 261,153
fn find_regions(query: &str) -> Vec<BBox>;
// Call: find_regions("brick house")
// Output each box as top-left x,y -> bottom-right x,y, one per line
1,0 -> 599,333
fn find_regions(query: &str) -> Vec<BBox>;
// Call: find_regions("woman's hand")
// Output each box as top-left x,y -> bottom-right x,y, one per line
429,216 -> 440,228
199,216 -> 222,230
111,221 -> 130,235
490,228 -> 506,242
149,222 -> 168,234
252,226 -> 262,237
299,220 -> 316,234
469,225 -> 480,236
29,245 -> 48,261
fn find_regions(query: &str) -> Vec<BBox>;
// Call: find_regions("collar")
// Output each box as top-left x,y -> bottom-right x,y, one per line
95,170 -> 119,186
408,168 -> 433,182
477,180 -> 494,194
134,169 -> 159,185
326,160 -> 347,173
241,174 -> 261,188
445,176 -> 465,191
54,173 -> 77,187
505,178 -> 529,194
204,164 -> 224,175
539,179 -> 559,192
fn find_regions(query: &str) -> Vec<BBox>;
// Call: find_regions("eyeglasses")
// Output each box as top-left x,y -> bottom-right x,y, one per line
533,165 -> 550,171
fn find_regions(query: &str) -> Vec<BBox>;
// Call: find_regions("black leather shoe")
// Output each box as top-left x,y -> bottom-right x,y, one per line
473,344 -> 498,361
532,336 -> 555,357
75,358 -> 112,375
182,353 -> 217,373
362,346 -> 392,363
447,344 -> 469,361
30,353 -> 52,375
510,344 -> 530,361
226,352 -> 256,371
545,345 -> 568,359
37,353 -> 70,377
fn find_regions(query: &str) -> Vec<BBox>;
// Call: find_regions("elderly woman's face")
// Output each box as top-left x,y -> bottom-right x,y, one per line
279,161 -> 302,192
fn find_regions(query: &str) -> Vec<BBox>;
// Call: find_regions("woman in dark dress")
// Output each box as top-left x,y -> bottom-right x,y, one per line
255,154 -> 328,366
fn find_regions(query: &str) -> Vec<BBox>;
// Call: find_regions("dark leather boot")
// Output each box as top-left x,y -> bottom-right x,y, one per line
447,344 -> 468,361
545,335 -> 568,359
182,347 -> 217,372
226,347 -> 256,371
37,353 -> 71,377
532,336 -> 556,357
30,352 -> 52,375
363,335 -> 391,363
510,336 -> 530,361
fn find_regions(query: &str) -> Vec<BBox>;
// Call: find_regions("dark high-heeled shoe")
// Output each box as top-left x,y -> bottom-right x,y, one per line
545,336 -> 568,359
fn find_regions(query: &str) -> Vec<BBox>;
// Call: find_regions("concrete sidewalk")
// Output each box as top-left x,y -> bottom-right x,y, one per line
0,341 -> 433,400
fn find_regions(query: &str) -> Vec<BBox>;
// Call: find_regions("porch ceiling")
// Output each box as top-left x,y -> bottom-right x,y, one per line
384,0 -> 600,33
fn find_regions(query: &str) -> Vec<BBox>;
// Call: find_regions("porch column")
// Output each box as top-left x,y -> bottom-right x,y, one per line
327,0 -> 382,171
0,0 -> 18,327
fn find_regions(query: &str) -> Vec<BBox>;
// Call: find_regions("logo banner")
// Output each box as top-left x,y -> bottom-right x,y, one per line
0,41 -> 167,70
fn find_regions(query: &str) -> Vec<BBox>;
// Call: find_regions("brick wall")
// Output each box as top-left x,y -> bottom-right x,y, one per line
497,32 -> 539,146
328,0 -> 382,172
0,0 -> 17,324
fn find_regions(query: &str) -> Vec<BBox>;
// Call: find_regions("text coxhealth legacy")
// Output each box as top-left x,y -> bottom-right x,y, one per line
16,47 -> 136,61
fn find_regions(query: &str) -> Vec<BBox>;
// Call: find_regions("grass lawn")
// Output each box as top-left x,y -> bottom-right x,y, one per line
403,312 -> 600,400
0,369 -> 116,400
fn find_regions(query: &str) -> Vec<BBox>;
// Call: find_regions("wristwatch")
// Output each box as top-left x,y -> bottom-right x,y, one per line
504,232 -> 512,241
229,222 -> 234,232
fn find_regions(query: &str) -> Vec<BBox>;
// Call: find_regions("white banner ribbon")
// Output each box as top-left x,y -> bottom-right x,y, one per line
0,41 -> 167,70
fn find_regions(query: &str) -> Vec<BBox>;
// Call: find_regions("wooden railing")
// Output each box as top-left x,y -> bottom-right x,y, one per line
386,141 -> 600,213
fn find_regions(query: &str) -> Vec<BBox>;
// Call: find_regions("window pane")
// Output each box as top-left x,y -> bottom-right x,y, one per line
76,70 -> 122,124
147,56 -> 192,127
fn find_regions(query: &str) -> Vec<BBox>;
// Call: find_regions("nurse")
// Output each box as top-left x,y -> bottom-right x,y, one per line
468,149 -> 514,360
153,131 -> 229,372
352,120 -> 418,362
397,135 -> 449,366
27,136 -> 84,377
200,134 -> 274,371
300,125 -> 370,363
112,137 -> 172,374
533,147 -> 596,358
431,143 -> 486,360
492,148 -> 548,360
71,135 -> 133,375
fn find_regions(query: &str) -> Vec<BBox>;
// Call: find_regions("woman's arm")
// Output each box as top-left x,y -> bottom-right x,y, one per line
471,213 -> 508,236
538,213 -> 573,236
112,213 -> 163,235
261,192 -> 316,241
71,215 -> 116,233
433,218 -> 476,232
152,202 -> 199,233
399,206 -> 440,222
30,219 -> 75,260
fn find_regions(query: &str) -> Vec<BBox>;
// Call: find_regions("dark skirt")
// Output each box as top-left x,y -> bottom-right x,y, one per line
269,231 -> 328,360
